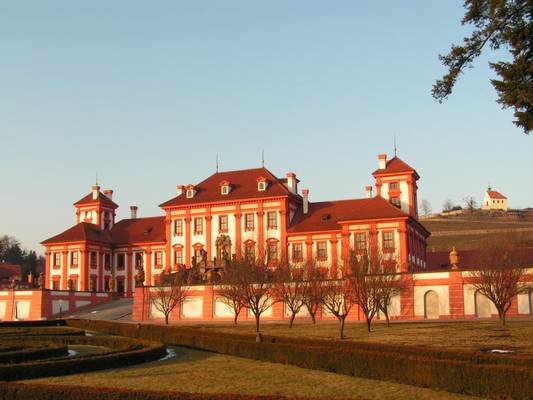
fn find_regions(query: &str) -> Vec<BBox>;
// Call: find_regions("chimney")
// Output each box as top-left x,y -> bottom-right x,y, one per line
302,189 -> 309,214
92,185 -> 100,200
378,154 -> 387,170
286,172 -> 298,194
176,185 -> 185,196
365,186 -> 373,198
103,189 -> 113,200
130,206 -> 138,219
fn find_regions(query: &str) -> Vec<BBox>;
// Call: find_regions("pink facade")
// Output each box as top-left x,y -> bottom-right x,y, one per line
133,269 -> 533,323
0,289 -> 112,322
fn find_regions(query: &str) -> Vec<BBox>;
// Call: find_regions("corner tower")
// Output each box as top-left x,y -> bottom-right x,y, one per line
372,154 -> 419,219
74,185 -> 119,230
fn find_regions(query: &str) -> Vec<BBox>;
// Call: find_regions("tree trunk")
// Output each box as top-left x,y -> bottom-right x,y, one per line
233,310 -> 239,325
339,317 -> 346,339
497,306 -> 506,326
165,313 -> 169,325
310,312 -> 316,324
255,313 -> 260,332
289,312 -> 296,328
384,310 -> 390,327
366,316 -> 372,332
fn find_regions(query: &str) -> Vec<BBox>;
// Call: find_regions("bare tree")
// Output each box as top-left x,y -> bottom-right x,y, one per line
442,199 -> 454,212
217,260 -> 247,325
321,276 -> 355,339
463,196 -> 478,215
239,259 -> 276,332
301,266 -> 327,324
272,263 -> 305,328
471,233 -> 530,325
150,272 -> 189,325
420,199 -> 432,216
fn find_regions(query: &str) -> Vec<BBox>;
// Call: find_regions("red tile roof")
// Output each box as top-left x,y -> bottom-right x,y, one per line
41,217 -> 166,246
487,190 -> 507,199
0,263 -> 22,280
159,167 -> 296,208
74,192 -> 118,209
372,156 -> 419,178
288,196 -> 408,233
41,222 -> 114,245
111,216 -> 166,245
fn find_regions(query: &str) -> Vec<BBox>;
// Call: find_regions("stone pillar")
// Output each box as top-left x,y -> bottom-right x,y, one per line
44,250 -> 51,289
234,205 -> 242,259
126,251 -> 133,296
279,203 -> 287,263
145,246 -> 152,286
165,216 -> 172,273
257,205 -> 265,260
61,250 -> 69,290
206,211 -> 213,261
330,236 -> 338,278
185,213 -> 192,267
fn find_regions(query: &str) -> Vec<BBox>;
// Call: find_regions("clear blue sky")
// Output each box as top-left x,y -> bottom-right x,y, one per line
1,1 -> 531,253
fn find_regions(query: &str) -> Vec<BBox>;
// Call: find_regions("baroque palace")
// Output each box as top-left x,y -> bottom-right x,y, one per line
41,153 -> 428,296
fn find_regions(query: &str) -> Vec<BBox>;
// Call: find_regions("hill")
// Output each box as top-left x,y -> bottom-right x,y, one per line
421,211 -> 533,252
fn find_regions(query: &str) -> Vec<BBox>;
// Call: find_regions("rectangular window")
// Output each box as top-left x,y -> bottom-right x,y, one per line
70,251 -> 78,266
90,252 -> 97,268
389,182 -> 399,190
245,243 -> 255,260
53,253 -> 61,267
267,211 -> 277,229
244,213 -> 254,231
292,243 -> 303,261
317,241 -> 328,260
155,251 -> 163,267
391,197 -> 401,208
104,277 -> 110,292
52,280 -> 60,290
194,217 -> 203,235
117,254 -> 125,270
104,254 -> 111,270
135,253 -> 143,269
174,249 -> 183,265
174,219 -> 183,236
267,243 -> 278,261
355,233 -> 367,251
219,215 -> 228,233
383,231 -> 395,251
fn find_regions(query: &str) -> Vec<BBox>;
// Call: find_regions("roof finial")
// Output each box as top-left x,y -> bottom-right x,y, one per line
393,135 -> 397,157
261,149 -> 265,167
216,154 -> 219,173
95,172 -> 99,186
488,182 -> 491,191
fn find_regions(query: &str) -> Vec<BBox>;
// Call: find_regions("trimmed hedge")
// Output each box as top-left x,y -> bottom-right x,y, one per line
0,320 -> 67,328
0,382 -> 341,400
0,341 -> 68,364
0,326 -> 85,337
67,319 -> 533,400
0,335 -> 166,381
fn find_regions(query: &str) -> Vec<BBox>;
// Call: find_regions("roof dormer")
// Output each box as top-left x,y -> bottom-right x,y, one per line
256,176 -> 268,191
219,180 -> 231,195
186,184 -> 196,199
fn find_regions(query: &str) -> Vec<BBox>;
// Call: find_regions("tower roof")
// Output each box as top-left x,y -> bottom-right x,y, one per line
372,156 -> 419,179
486,190 -> 507,199
74,191 -> 118,209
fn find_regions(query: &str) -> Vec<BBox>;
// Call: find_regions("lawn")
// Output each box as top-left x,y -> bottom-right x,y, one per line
27,346 -> 480,400
193,320 -> 533,354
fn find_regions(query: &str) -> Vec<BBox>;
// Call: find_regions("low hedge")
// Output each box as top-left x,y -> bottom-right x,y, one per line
67,319 -> 533,399
0,335 -> 166,381
0,320 -> 66,328
0,326 -> 85,337
0,382 -> 338,400
0,341 -> 68,364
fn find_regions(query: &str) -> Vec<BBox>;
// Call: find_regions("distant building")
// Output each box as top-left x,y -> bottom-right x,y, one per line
481,187 -> 508,211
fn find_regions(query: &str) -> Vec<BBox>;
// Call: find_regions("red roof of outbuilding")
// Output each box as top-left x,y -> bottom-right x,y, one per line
372,156 -> 419,178
74,192 -> 118,209
0,263 -> 22,280
111,216 -> 166,245
487,190 -> 507,199
288,196 -> 408,233
159,167 -> 296,208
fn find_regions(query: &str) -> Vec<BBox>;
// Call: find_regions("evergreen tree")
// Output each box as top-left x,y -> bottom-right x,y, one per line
433,0 -> 532,133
